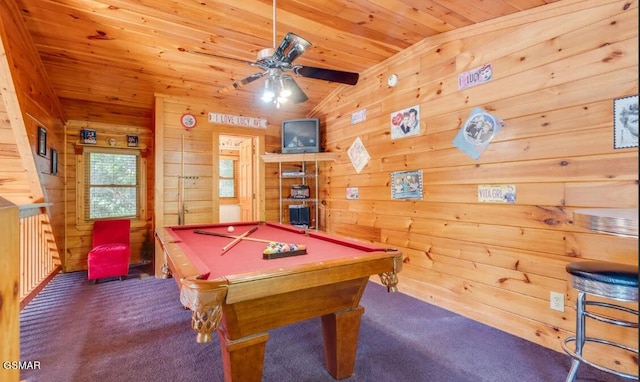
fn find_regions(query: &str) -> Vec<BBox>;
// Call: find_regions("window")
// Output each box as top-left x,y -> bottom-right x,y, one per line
219,158 -> 236,198
84,151 -> 139,219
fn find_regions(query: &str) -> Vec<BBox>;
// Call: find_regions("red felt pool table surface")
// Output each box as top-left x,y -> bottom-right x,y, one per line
162,221 -> 389,280
156,221 -> 402,382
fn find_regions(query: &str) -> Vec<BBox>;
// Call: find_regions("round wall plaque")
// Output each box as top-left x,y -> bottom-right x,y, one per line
181,113 -> 197,129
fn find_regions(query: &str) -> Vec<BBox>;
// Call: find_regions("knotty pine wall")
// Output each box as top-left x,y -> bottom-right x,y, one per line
153,94 -> 302,275
154,93 -> 304,227
306,0 -> 638,367
0,0 -> 65,267
63,121 -> 154,272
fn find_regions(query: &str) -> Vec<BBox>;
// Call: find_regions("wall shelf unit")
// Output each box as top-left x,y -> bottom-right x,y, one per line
74,141 -> 148,157
261,152 -> 338,229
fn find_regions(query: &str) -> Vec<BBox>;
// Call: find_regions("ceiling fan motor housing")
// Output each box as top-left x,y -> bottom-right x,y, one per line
256,48 -> 275,61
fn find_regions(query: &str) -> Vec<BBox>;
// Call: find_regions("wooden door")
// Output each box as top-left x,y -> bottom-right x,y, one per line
239,138 -> 254,220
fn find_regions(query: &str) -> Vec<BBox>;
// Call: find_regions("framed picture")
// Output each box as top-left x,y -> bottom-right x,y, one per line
390,105 -> 420,140
51,148 -> 58,175
81,129 -> 97,144
452,107 -> 505,160
613,94 -> 638,149
127,135 -> 139,147
391,170 -> 423,200
37,126 -> 47,157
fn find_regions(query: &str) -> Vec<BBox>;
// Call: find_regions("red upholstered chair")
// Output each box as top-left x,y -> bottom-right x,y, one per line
87,219 -> 131,283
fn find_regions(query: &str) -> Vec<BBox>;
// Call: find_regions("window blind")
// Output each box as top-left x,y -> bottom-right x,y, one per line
84,152 -> 139,219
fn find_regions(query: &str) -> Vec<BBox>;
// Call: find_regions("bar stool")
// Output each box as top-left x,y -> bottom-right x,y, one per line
562,261 -> 639,381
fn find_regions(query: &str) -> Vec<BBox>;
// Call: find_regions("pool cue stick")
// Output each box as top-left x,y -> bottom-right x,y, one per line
194,230 -> 272,244
221,226 -> 259,255
178,134 -> 185,225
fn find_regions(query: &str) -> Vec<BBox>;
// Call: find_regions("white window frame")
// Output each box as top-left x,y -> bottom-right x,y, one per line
76,146 -> 147,224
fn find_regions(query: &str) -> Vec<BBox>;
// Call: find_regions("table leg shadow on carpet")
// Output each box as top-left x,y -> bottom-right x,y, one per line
19,272 -> 629,382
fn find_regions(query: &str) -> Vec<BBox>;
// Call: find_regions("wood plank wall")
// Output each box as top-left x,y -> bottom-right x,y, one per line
307,0 -> 638,368
153,94 -> 298,229
0,0 -> 65,266
63,121 -> 154,272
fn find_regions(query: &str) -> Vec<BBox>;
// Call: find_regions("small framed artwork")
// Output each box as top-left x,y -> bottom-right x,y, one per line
51,148 -> 58,175
127,135 -> 139,147
390,105 -> 420,140
452,107 -> 505,160
81,129 -> 97,144
391,170 -> 423,200
37,126 -> 47,157
346,187 -> 359,200
613,94 -> 638,149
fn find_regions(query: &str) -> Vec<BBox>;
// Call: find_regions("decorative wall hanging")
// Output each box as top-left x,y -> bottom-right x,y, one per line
208,112 -> 267,128
390,105 -> 420,139
458,64 -> 493,90
613,94 -> 638,149
453,107 -> 504,160
181,113 -> 197,129
50,148 -> 58,176
80,129 -> 97,144
391,170 -> 423,200
127,135 -> 139,147
346,187 -> 359,200
37,126 -> 47,156
478,184 -> 516,204
387,74 -> 399,87
351,109 -> 367,124
347,137 -> 370,174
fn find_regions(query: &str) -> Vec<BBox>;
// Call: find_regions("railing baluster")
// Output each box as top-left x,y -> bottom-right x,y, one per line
17,204 -> 61,306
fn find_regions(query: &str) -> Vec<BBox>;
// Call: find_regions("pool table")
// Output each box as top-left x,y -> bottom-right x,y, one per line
155,221 -> 402,381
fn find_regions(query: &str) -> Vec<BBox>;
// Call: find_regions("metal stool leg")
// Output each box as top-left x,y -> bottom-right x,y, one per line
566,292 -> 586,382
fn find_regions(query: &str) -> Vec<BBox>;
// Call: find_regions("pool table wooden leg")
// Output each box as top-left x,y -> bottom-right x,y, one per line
321,306 -> 365,379
217,328 -> 269,382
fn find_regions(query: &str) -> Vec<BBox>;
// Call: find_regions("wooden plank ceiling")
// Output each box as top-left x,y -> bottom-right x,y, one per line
15,0 -> 560,126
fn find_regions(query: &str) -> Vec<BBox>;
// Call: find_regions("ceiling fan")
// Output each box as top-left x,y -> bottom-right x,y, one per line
181,0 -> 359,108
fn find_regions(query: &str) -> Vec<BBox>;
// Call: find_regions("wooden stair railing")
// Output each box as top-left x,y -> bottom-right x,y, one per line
18,203 -> 61,309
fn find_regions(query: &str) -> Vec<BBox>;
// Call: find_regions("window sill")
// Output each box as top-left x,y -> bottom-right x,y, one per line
76,218 -> 148,231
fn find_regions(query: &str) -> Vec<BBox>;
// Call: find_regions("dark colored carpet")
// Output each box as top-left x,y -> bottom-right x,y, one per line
19,269 -> 627,382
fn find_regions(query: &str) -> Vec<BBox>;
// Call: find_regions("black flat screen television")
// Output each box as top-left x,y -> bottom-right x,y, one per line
281,118 -> 320,154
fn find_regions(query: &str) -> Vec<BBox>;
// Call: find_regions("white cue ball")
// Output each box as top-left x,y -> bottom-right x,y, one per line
227,226 -> 235,233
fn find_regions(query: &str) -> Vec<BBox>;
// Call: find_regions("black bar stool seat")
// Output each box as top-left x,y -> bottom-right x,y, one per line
562,261 -> 639,381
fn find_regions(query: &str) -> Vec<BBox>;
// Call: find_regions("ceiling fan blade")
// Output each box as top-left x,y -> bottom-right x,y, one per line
218,72 -> 267,94
293,66 -> 359,85
272,33 -> 312,65
180,48 -> 258,66
283,77 -> 308,104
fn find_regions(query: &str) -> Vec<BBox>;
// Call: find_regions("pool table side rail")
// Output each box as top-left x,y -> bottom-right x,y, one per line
156,225 -> 403,304
156,227 -> 221,282
224,251 -> 402,304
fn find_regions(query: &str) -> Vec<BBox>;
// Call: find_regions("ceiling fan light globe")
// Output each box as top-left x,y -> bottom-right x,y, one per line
261,90 -> 275,102
280,88 -> 292,98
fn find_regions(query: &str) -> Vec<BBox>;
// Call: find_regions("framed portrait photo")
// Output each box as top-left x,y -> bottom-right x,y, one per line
37,126 -> 47,157
613,94 -> 638,149
127,135 -> 139,147
390,105 -> 420,140
51,148 -> 58,175
81,129 -> 97,144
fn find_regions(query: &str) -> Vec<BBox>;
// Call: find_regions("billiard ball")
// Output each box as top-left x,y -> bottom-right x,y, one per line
227,226 -> 235,233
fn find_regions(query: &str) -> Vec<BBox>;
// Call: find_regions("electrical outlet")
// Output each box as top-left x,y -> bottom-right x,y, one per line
550,291 -> 564,312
